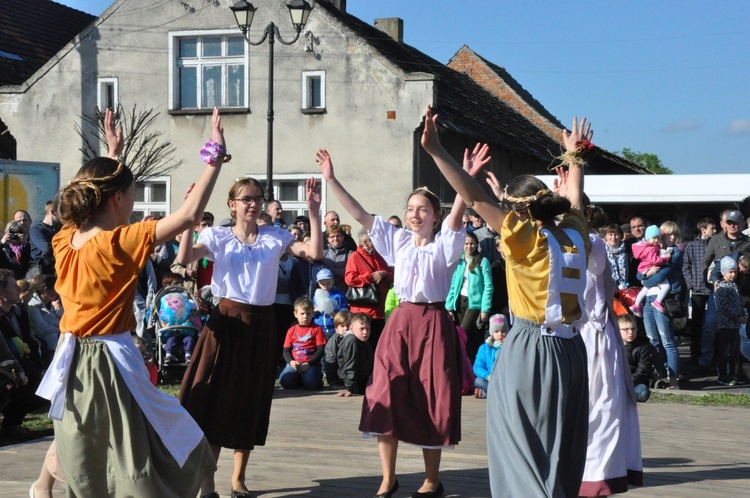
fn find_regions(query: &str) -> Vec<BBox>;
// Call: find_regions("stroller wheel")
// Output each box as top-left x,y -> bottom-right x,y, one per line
653,379 -> 669,389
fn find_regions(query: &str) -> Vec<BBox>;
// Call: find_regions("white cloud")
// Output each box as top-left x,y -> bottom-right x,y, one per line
661,119 -> 703,133
726,119 -> 750,136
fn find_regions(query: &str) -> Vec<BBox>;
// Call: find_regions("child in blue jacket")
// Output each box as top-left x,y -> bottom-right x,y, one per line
473,314 -> 508,398
313,268 -> 349,338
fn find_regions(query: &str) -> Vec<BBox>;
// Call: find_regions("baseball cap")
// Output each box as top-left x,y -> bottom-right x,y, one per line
725,211 -> 744,224
316,268 -> 334,282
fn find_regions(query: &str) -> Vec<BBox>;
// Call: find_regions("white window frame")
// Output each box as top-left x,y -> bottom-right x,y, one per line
97,77 -> 118,111
132,176 -> 171,222
168,30 -> 249,111
252,173 -> 326,219
301,70 -> 326,110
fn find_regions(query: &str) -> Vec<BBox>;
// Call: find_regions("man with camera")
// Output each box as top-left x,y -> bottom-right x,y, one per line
0,221 -> 31,280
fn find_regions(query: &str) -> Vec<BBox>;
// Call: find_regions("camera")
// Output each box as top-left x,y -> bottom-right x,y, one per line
8,233 -> 20,242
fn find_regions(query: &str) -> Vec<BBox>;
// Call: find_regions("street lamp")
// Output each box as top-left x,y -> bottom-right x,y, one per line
231,0 -> 313,202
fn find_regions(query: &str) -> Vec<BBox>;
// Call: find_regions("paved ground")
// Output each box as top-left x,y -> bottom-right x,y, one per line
1,391 -> 749,498
1,339 -> 748,497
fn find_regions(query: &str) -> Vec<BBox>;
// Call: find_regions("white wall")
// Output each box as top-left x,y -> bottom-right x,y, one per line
0,0 -> 435,229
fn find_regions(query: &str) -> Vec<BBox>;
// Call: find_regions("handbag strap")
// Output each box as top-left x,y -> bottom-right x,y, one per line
355,250 -> 376,276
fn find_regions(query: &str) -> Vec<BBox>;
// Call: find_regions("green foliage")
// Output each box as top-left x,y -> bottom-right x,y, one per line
651,392 -> 750,408
617,147 -> 673,174
21,412 -> 54,432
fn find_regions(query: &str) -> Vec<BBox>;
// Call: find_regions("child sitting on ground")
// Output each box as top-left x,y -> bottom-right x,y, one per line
335,312 -> 374,397
473,313 -> 508,398
618,314 -> 659,402
324,310 -> 351,388
280,296 -> 327,390
313,268 -> 349,338
630,225 -> 672,316
714,256 -> 748,386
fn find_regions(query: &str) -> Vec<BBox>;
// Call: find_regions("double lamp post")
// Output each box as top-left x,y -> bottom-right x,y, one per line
231,0 -> 313,202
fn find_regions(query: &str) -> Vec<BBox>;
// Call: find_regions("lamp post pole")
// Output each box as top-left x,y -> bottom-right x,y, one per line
231,1 -> 313,202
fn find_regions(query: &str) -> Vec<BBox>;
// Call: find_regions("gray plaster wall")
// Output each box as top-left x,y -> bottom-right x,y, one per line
0,0 -> 436,229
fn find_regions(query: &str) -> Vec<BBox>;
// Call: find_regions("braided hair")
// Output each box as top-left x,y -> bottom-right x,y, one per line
58,157 -> 133,228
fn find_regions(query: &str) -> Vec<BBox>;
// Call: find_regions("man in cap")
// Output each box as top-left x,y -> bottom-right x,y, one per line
698,210 -> 750,373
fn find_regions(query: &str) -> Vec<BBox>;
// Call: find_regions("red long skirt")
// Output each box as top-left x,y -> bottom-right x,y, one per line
359,301 -> 462,447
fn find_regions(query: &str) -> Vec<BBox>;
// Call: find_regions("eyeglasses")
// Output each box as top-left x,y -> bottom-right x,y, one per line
232,195 -> 265,206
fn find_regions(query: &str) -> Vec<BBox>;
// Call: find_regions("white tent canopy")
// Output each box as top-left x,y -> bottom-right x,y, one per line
536,174 -> 750,204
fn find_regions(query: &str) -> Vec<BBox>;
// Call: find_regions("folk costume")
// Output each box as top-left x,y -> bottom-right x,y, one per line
359,216 -> 465,447
487,210 -> 590,498
579,233 -> 643,496
38,220 -> 215,497
179,225 -> 294,449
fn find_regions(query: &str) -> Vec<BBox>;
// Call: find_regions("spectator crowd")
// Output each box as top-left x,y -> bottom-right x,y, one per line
4,198 -> 750,442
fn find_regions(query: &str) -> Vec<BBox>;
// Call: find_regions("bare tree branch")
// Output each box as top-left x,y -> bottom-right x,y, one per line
76,103 -> 183,181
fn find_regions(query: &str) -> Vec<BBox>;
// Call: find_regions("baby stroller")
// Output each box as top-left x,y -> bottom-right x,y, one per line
147,284 -> 202,383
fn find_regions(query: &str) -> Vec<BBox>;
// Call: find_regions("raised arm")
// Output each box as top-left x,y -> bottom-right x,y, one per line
154,107 -> 226,245
289,177 -> 324,261
445,143 -> 493,231
560,116 -> 593,214
420,105 -> 506,232
315,149 -> 375,231
174,226 -> 210,265
105,107 -> 124,160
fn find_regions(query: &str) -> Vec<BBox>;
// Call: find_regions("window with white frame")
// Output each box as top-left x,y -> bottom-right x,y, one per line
301,70 -> 325,110
170,31 -> 247,110
254,174 -> 325,221
130,177 -> 170,224
97,77 -> 118,111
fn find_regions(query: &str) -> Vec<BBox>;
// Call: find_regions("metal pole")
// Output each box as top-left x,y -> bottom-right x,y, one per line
266,23 -> 275,202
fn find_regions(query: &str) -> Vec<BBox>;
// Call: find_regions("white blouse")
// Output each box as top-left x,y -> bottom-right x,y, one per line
199,225 -> 294,306
369,216 -> 465,304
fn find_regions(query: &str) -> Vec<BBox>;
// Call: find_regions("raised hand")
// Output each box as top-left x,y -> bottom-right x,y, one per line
562,116 -> 593,153
463,143 -> 491,177
552,166 -> 569,198
210,107 -> 225,149
305,177 -> 321,212
485,170 -> 504,201
315,149 -> 335,181
105,107 -> 124,159
420,105 -> 442,155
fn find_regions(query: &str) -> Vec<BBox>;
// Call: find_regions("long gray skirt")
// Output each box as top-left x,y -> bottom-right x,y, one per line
487,318 -> 589,498
55,338 -> 216,498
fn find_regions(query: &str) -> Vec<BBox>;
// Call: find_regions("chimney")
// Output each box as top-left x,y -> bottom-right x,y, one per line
327,0 -> 346,12
374,17 -> 403,44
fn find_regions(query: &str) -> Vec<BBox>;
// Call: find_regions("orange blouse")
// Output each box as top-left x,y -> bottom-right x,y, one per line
53,220 -> 157,337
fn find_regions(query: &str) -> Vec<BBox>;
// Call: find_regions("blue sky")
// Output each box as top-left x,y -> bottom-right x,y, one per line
60,0 -> 750,174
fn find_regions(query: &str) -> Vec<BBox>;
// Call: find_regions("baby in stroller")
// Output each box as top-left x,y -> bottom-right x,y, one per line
152,274 -> 202,366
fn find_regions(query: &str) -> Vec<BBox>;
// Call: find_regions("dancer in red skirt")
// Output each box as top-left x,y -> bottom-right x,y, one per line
315,146 -> 489,498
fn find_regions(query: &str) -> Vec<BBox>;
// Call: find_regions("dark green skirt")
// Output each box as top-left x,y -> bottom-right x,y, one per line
54,338 -> 216,497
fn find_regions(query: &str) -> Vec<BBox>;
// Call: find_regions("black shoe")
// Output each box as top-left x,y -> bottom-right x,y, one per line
231,490 -> 253,498
374,479 -> 399,498
412,481 -> 444,498
200,493 -> 219,498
